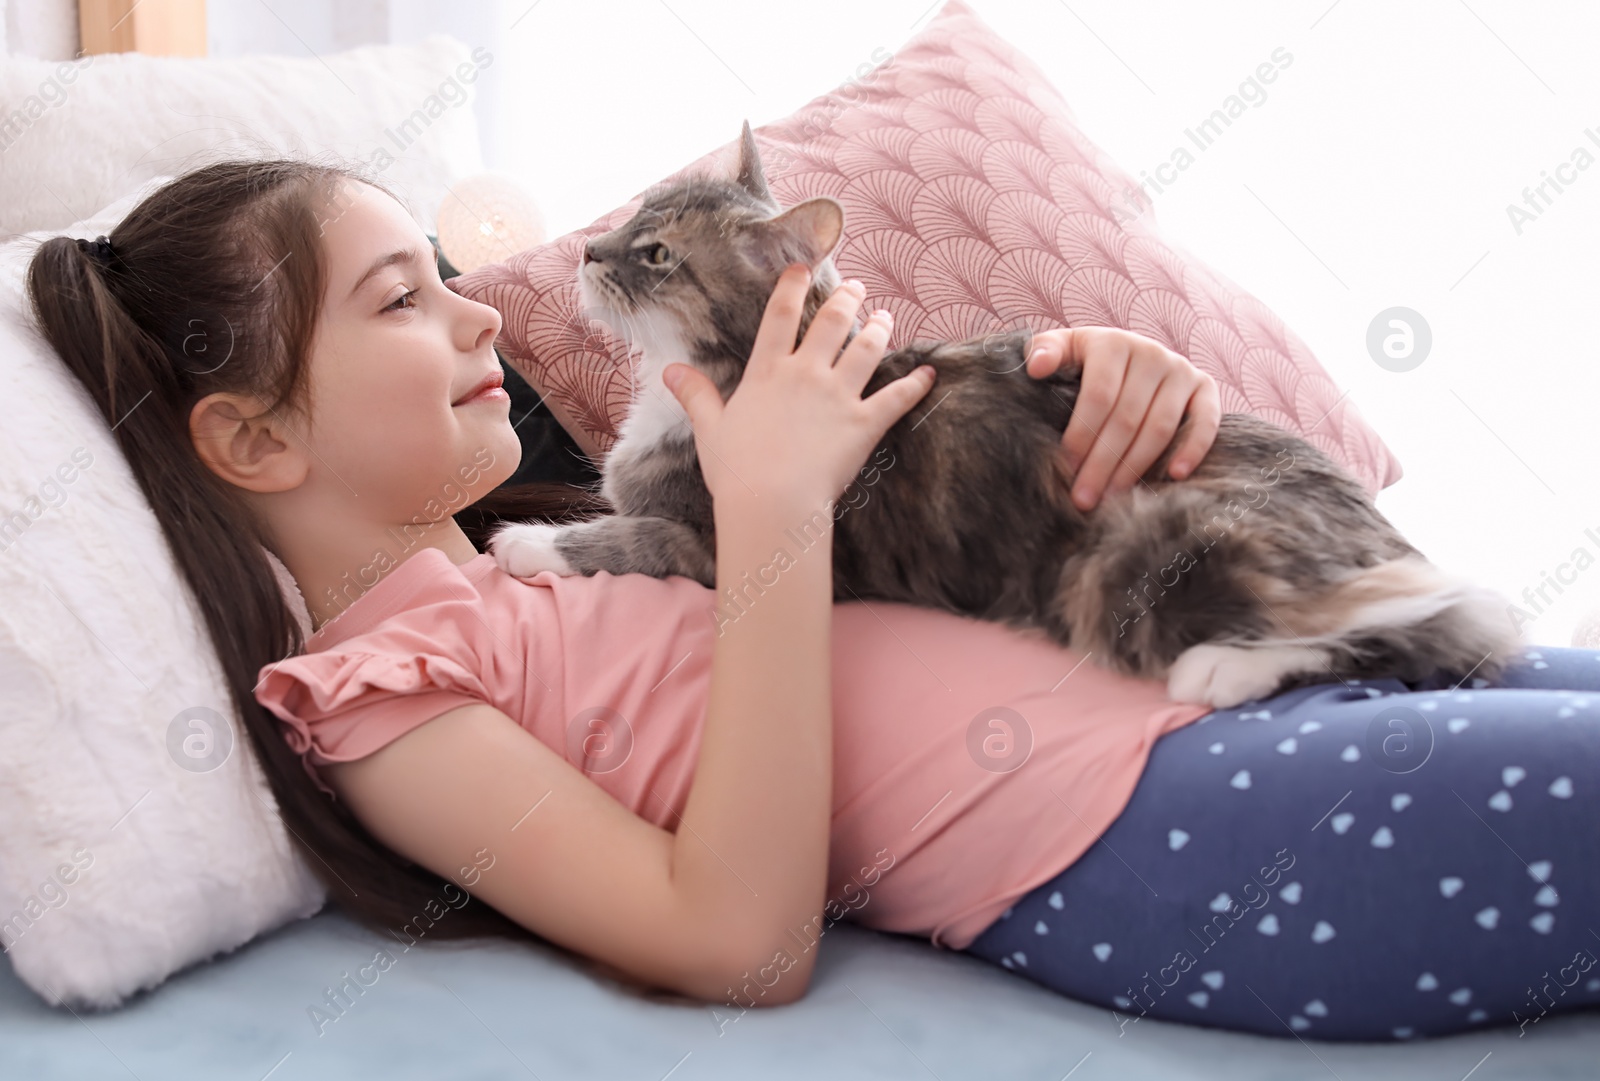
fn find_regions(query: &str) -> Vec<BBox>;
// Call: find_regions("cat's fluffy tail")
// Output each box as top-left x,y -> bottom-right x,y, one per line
1159,558 -> 1523,708
1055,482 -> 1524,707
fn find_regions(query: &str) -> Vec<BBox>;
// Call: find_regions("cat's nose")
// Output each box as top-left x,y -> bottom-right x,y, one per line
582,242 -> 600,265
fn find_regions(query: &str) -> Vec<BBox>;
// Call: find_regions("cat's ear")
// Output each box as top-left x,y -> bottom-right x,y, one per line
733,119 -> 775,206
747,197 -> 845,272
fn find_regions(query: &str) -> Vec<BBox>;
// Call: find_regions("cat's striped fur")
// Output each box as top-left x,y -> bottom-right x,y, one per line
490,122 -> 1520,708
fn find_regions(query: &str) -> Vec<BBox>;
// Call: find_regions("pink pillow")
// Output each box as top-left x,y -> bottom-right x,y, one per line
450,0 -> 1401,494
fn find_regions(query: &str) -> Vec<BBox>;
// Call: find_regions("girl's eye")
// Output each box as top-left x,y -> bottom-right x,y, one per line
384,287 -> 420,313
648,243 -> 670,266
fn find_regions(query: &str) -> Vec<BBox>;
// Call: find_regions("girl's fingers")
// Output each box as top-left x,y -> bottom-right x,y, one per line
1101,374 -> 1196,495
1024,328 -> 1076,379
1059,332 -> 1131,475
835,309 -> 894,390
748,264 -> 814,369
1164,372 -> 1221,480
864,364 -> 937,432
1066,348 -> 1166,508
795,278 -> 866,365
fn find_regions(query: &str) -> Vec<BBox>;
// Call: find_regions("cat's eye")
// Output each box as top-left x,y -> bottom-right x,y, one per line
647,243 -> 671,266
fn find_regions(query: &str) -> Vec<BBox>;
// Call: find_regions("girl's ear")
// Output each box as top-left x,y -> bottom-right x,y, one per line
190,392 -> 310,494
744,197 -> 845,275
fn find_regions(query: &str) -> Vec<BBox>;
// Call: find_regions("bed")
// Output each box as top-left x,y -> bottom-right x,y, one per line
3,909 -> 1598,1080
3,2 -> 1597,1078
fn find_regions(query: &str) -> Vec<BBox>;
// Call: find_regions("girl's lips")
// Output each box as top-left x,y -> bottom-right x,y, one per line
454,384 -> 511,406
453,369 -> 508,406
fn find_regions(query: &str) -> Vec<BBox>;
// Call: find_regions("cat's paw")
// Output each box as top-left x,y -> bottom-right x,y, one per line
490,522 -> 577,579
1167,643 -> 1323,709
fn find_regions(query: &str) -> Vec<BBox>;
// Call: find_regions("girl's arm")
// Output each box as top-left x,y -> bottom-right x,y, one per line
658,267 -> 932,998
322,268 -> 930,1005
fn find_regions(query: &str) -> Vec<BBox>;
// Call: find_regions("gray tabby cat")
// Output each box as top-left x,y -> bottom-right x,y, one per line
489,121 -> 1519,708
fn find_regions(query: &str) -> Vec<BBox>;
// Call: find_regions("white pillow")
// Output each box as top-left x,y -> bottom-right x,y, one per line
0,34 -> 487,239
0,177 -> 326,1010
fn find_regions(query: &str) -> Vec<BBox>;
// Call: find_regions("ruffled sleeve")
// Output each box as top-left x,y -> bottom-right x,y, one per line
256,648 -> 490,798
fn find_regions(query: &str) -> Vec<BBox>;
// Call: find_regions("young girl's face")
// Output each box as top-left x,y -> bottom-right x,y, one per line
304,180 -> 520,523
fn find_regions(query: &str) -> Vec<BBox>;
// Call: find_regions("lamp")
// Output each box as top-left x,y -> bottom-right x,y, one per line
435,172 -> 546,275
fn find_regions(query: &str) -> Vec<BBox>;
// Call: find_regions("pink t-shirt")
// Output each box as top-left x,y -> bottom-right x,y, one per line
255,546 -> 1210,950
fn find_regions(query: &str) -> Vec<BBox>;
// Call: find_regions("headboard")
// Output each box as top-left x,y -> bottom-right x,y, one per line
78,0 -> 205,57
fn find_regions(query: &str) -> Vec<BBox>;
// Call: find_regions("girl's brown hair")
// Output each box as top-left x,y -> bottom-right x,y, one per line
25,158 -> 691,1000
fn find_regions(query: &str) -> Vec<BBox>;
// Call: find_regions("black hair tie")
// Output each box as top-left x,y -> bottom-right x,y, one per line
78,235 -> 117,270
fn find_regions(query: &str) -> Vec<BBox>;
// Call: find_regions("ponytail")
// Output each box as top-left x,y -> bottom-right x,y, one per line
26,161 -> 539,944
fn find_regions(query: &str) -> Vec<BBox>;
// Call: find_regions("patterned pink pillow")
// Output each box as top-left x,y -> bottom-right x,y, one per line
450,0 -> 1401,494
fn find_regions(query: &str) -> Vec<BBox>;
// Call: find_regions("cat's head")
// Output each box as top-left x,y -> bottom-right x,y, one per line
577,121 -> 849,390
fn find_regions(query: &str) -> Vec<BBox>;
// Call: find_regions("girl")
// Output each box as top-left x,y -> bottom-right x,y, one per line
27,160 -> 1598,1041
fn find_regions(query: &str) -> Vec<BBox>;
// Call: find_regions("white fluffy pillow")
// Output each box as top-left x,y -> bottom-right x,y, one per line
0,177 -> 326,1010
0,34 -> 487,239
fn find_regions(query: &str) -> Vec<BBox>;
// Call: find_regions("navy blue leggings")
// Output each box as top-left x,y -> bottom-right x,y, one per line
963,644 -> 1600,1041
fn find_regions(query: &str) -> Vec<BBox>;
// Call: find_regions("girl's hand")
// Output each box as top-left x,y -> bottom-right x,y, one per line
1024,326 -> 1221,511
663,264 -> 936,515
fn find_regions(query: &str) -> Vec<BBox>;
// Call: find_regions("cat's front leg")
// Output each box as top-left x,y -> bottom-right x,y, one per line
489,515 -> 715,586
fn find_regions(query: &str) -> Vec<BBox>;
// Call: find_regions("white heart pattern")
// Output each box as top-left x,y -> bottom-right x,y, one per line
1209,892 -> 1234,913
1169,829 -> 1191,851
1488,790 -> 1513,812
1208,742 -> 1226,755
1280,881 -> 1303,904
1332,813 -> 1355,835
1340,745 -> 1361,762
1440,876 -> 1465,898
1529,860 -> 1553,883
1416,972 -> 1438,991
1276,737 -> 1298,755
1299,720 -> 1323,733
1311,920 -> 1336,943
1391,793 -> 1412,812
1093,943 -> 1112,962
1531,912 -> 1556,934
1049,891 -> 1064,910
1304,999 -> 1329,1017
1549,776 -> 1574,799
1535,884 -> 1559,907
1448,717 -> 1471,734
1503,766 -> 1526,787
1449,988 -> 1472,1006
1371,826 -> 1395,848
1188,991 -> 1210,1008
1257,914 -> 1280,936
1229,769 -> 1252,790
1201,970 -> 1225,990
1475,906 -> 1500,930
